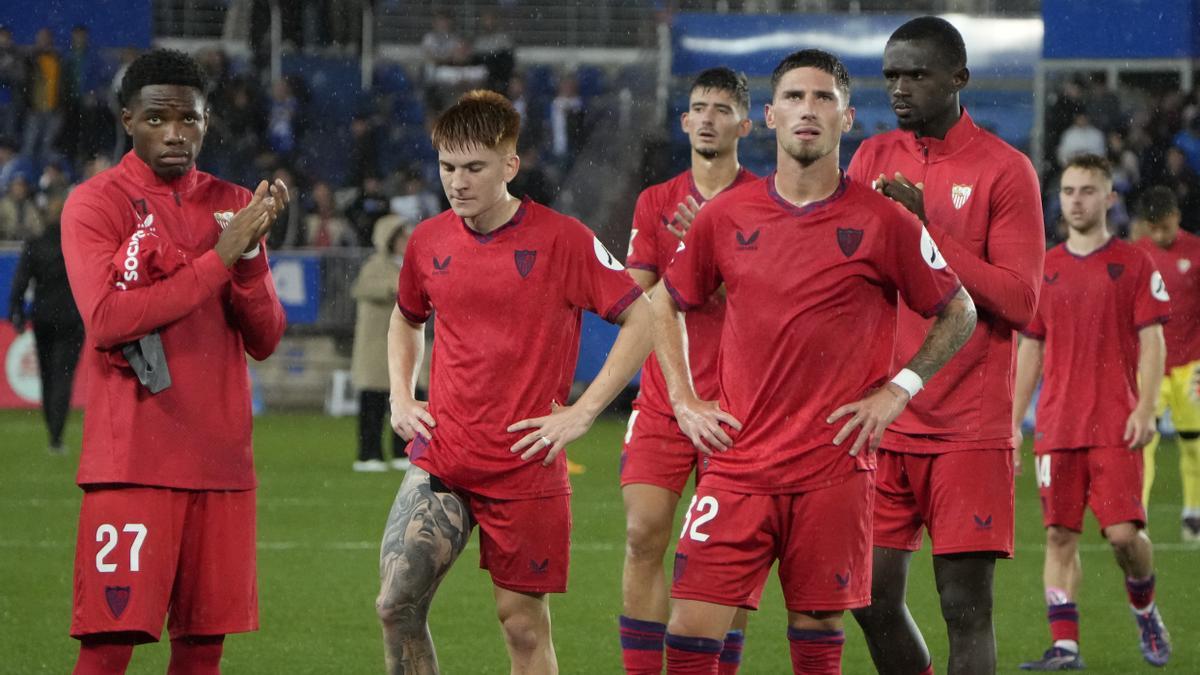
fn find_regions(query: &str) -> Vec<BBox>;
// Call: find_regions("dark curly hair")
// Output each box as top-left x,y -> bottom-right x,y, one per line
118,48 -> 208,109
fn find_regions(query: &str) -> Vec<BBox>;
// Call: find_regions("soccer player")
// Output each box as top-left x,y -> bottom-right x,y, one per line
1013,154 -> 1172,670
619,66 -> 756,675
61,49 -> 288,674
846,17 -> 1046,675
378,90 -> 652,674
1133,186 -> 1200,543
652,49 -> 977,675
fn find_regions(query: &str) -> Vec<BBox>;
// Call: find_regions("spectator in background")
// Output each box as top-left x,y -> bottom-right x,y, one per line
38,159 -> 70,203
1057,112 -> 1106,169
22,27 -> 64,164
60,25 -> 103,163
387,169 -> 440,225
0,136 -> 32,193
267,77 -> 300,158
8,195 -> 82,455
0,26 -> 25,140
1109,130 -> 1141,195
549,73 -> 585,169
266,165 -> 306,249
304,181 -> 355,247
421,11 -> 467,110
508,144 -> 556,205
0,174 -> 43,240
1085,75 -> 1124,134
347,113 -> 379,187
1163,145 -> 1200,230
474,9 -> 514,94
350,215 -> 412,472
1045,77 -> 1086,165
1172,115 -> 1200,174
347,175 -> 390,246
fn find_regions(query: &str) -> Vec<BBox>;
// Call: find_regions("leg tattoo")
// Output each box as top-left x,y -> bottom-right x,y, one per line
376,467 -> 472,675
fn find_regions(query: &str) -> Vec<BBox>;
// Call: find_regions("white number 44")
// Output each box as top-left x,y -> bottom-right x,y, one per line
95,523 -> 148,573
680,495 -> 719,542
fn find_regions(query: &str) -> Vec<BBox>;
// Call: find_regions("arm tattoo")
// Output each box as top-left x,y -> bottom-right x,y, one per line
376,467 -> 472,675
907,288 -> 977,383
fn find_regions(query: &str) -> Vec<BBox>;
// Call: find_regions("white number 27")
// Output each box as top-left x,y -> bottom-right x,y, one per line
95,523 -> 148,573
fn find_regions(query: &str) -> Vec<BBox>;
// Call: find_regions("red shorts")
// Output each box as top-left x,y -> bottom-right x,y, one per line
1034,447 -> 1146,532
71,486 -> 257,641
670,471 -> 874,612
461,490 -> 571,594
620,408 -> 699,494
874,447 -> 1015,557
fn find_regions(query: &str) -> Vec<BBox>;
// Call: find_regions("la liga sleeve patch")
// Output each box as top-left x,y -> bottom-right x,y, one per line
594,236 -> 624,271
920,227 -> 947,270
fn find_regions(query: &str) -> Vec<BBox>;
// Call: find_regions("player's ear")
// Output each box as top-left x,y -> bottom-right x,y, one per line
1105,185 -> 1118,209
680,110 -> 690,134
953,66 -> 970,92
503,152 -> 520,182
121,108 -> 134,136
764,103 -> 775,129
842,105 -> 856,133
737,116 -> 752,138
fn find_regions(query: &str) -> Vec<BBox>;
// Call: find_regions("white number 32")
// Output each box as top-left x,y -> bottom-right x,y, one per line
95,523 -> 148,573
680,495 -> 720,542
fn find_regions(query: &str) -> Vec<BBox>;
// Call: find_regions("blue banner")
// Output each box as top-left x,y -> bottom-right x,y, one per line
1043,0 -> 1200,59
0,0 -> 152,49
268,253 -> 322,326
671,13 -> 1042,80
0,250 -> 18,319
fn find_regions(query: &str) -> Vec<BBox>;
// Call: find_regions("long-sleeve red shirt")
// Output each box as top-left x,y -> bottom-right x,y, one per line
848,109 -> 1045,452
62,152 -> 286,490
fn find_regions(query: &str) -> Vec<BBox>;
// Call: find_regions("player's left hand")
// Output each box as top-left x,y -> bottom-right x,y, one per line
827,383 -> 910,456
507,400 -> 593,466
875,172 -> 926,224
666,196 -> 702,240
1124,407 -> 1156,449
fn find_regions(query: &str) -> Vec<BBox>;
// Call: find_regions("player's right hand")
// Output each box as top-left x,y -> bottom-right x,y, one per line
666,196 -> 702,240
215,180 -> 272,266
390,396 -> 436,441
672,394 -> 742,454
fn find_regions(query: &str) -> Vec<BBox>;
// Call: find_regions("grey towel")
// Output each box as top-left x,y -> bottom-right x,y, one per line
121,332 -> 171,393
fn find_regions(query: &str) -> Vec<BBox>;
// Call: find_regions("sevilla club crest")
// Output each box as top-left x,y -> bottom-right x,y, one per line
515,250 -> 537,278
837,228 -> 863,257
105,586 -> 131,619
951,184 -> 973,210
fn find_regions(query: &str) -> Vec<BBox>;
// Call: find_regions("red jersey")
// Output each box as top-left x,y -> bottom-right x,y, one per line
396,198 -> 643,499
1135,230 -> 1200,369
1023,239 -> 1170,452
61,152 -> 287,490
848,109 -> 1045,453
626,167 -> 757,413
663,175 -> 962,494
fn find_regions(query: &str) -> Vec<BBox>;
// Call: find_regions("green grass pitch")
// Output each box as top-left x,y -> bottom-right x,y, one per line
1,409 -> 1196,673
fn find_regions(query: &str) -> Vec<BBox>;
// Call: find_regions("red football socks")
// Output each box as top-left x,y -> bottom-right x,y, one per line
787,628 -> 844,675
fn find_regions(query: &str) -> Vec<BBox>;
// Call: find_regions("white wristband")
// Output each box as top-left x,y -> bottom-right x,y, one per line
889,368 -> 924,398
240,244 -> 262,260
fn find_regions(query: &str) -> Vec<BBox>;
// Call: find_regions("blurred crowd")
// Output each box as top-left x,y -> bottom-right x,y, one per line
1043,73 -> 1200,241
0,11 -> 601,248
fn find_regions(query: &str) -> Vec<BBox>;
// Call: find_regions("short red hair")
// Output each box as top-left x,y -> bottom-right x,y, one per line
430,89 -> 521,154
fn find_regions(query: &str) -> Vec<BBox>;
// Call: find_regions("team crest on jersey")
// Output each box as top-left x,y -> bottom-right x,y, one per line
920,227 -> 947,269
951,184 -> 973,210
515,250 -> 537,278
1179,258 -> 1193,274
213,210 -> 235,230
1151,270 -> 1170,301
1107,263 -> 1125,280
105,586 -> 131,619
837,228 -> 863,257
593,237 -> 624,271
